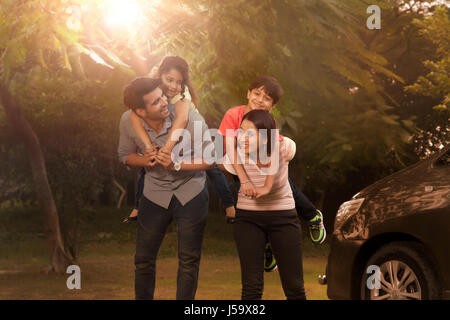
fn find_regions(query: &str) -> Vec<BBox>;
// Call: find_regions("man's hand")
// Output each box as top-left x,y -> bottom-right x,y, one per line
240,181 -> 256,198
155,147 -> 174,170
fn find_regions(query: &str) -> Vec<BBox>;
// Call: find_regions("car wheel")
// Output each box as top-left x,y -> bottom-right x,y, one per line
360,242 -> 441,300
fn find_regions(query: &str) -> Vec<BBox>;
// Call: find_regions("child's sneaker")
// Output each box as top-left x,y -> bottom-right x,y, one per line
308,210 -> 326,244
264,243 -> 277,272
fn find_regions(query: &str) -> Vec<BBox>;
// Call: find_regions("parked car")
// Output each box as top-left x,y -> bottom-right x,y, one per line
321,144 -> 450,300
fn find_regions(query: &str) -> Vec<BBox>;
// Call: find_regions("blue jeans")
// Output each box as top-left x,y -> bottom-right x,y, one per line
206,165 -> 235,209
135,165 -> 234,210
134,185 -> 209,300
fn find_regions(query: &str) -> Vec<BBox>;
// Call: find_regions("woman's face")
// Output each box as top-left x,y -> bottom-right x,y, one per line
160,68 -> 183,99
238,119 -> 259,155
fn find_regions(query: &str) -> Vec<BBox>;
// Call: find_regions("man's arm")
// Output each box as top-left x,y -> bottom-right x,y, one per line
125,150 -> 157,168
118,111 -> 157,168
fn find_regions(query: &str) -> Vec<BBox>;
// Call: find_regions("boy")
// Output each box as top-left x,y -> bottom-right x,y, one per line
218,75 -> 326,271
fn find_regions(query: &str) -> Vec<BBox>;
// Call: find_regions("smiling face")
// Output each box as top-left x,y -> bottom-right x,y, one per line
135,87 -> 169,121
160,68 -> 183,99
238,119 -> 260,155
246,86 -> 276,112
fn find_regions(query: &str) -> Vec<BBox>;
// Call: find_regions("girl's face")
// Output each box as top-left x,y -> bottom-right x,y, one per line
238,119 -> 260,155
161,68 -> 183,98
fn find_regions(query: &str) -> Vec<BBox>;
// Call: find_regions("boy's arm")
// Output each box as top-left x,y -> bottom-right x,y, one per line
130,111 -> 153,150
255,174 -> 275,199
225,135 -> 257,198
162,99 -> 190,152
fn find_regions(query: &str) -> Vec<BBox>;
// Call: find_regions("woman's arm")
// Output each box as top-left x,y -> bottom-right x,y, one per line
130,111 -> 153,150
162,99 -> 191,152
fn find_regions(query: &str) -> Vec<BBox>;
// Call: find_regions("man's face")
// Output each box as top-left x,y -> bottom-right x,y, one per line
246,86 -> 276,112
136,87 -> 169,121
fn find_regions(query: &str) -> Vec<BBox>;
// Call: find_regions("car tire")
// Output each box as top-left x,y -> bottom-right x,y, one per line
360,241 -> 441,300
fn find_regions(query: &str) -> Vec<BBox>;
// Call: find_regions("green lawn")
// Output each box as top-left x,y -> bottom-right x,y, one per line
0,206 -> 329,300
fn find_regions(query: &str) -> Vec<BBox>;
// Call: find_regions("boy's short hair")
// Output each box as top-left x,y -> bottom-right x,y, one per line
248,75 -> 283,105
123,77 -> 162,111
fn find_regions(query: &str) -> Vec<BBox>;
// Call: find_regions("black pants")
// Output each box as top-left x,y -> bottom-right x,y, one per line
233,209 -> 306,300
134,185 -> 209,300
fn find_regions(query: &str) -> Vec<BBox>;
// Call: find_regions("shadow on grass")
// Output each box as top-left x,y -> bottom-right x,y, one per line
0,206 -> 329,300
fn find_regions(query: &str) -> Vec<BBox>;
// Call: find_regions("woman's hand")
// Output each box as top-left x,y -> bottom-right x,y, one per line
240,181 -> 256,198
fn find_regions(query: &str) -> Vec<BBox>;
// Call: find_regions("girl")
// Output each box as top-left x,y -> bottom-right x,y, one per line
223,109 -> 306,300
123,56 -> 235,222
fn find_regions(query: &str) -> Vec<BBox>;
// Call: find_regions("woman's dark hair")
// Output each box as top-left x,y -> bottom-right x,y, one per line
123,77 -> 162,111
157,56 -> 198,107
248,75 -> 283,105
242,109 -> 278,156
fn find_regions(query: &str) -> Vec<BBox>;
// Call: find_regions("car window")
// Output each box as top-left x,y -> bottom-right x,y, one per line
434,149 -> 450,167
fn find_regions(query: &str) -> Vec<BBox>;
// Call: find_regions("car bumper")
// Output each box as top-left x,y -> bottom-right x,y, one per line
326,234 -> 364,300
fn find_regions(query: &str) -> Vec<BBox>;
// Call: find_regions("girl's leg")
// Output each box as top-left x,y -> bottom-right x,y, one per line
125,169 -> 145,222
268,211 -> 306,300
233,210 -> 266,300
135,168 -> 146,209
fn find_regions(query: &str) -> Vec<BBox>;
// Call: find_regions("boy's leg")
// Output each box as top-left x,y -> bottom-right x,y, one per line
288,177 -> 317,221
135,196 -> 173,300
267,211 -> 306,300
206,165 -> 235,209
289,178 -> 326,244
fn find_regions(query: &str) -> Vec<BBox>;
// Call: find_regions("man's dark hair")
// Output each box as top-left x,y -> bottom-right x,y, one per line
242,109 -> 278,156
123,77 -> 162,111
248,75 -> 283,105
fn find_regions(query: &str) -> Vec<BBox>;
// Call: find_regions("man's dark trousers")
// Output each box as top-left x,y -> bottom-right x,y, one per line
135,185 -> 209,300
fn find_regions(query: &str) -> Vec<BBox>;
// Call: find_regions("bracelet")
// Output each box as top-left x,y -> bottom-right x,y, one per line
241,180 -> 250,184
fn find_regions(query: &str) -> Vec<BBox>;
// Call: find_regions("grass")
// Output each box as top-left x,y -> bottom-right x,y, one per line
0,206 -> 329,300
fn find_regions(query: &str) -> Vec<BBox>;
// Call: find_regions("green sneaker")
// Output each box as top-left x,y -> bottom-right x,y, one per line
264,242 -> 277,272
308,210 -> 326,244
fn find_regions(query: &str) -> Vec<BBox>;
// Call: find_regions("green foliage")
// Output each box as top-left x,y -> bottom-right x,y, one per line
1,0 -> 448,231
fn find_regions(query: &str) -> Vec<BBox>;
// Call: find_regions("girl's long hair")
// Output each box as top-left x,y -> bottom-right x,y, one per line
153,56 -> 198,107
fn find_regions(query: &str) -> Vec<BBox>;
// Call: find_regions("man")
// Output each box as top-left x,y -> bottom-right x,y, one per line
118,77 -> 215,300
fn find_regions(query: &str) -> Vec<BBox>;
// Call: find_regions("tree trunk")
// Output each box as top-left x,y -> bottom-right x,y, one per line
0,83 -> 73,274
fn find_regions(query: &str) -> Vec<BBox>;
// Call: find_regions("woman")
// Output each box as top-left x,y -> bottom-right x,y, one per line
123,56 -> 236,222
223,109 -> 306,300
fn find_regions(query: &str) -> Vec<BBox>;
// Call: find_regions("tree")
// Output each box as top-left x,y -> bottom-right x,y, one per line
405,5 -> 450,157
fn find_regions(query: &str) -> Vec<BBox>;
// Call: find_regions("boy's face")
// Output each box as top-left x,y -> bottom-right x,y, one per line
246,86 -> 276,112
